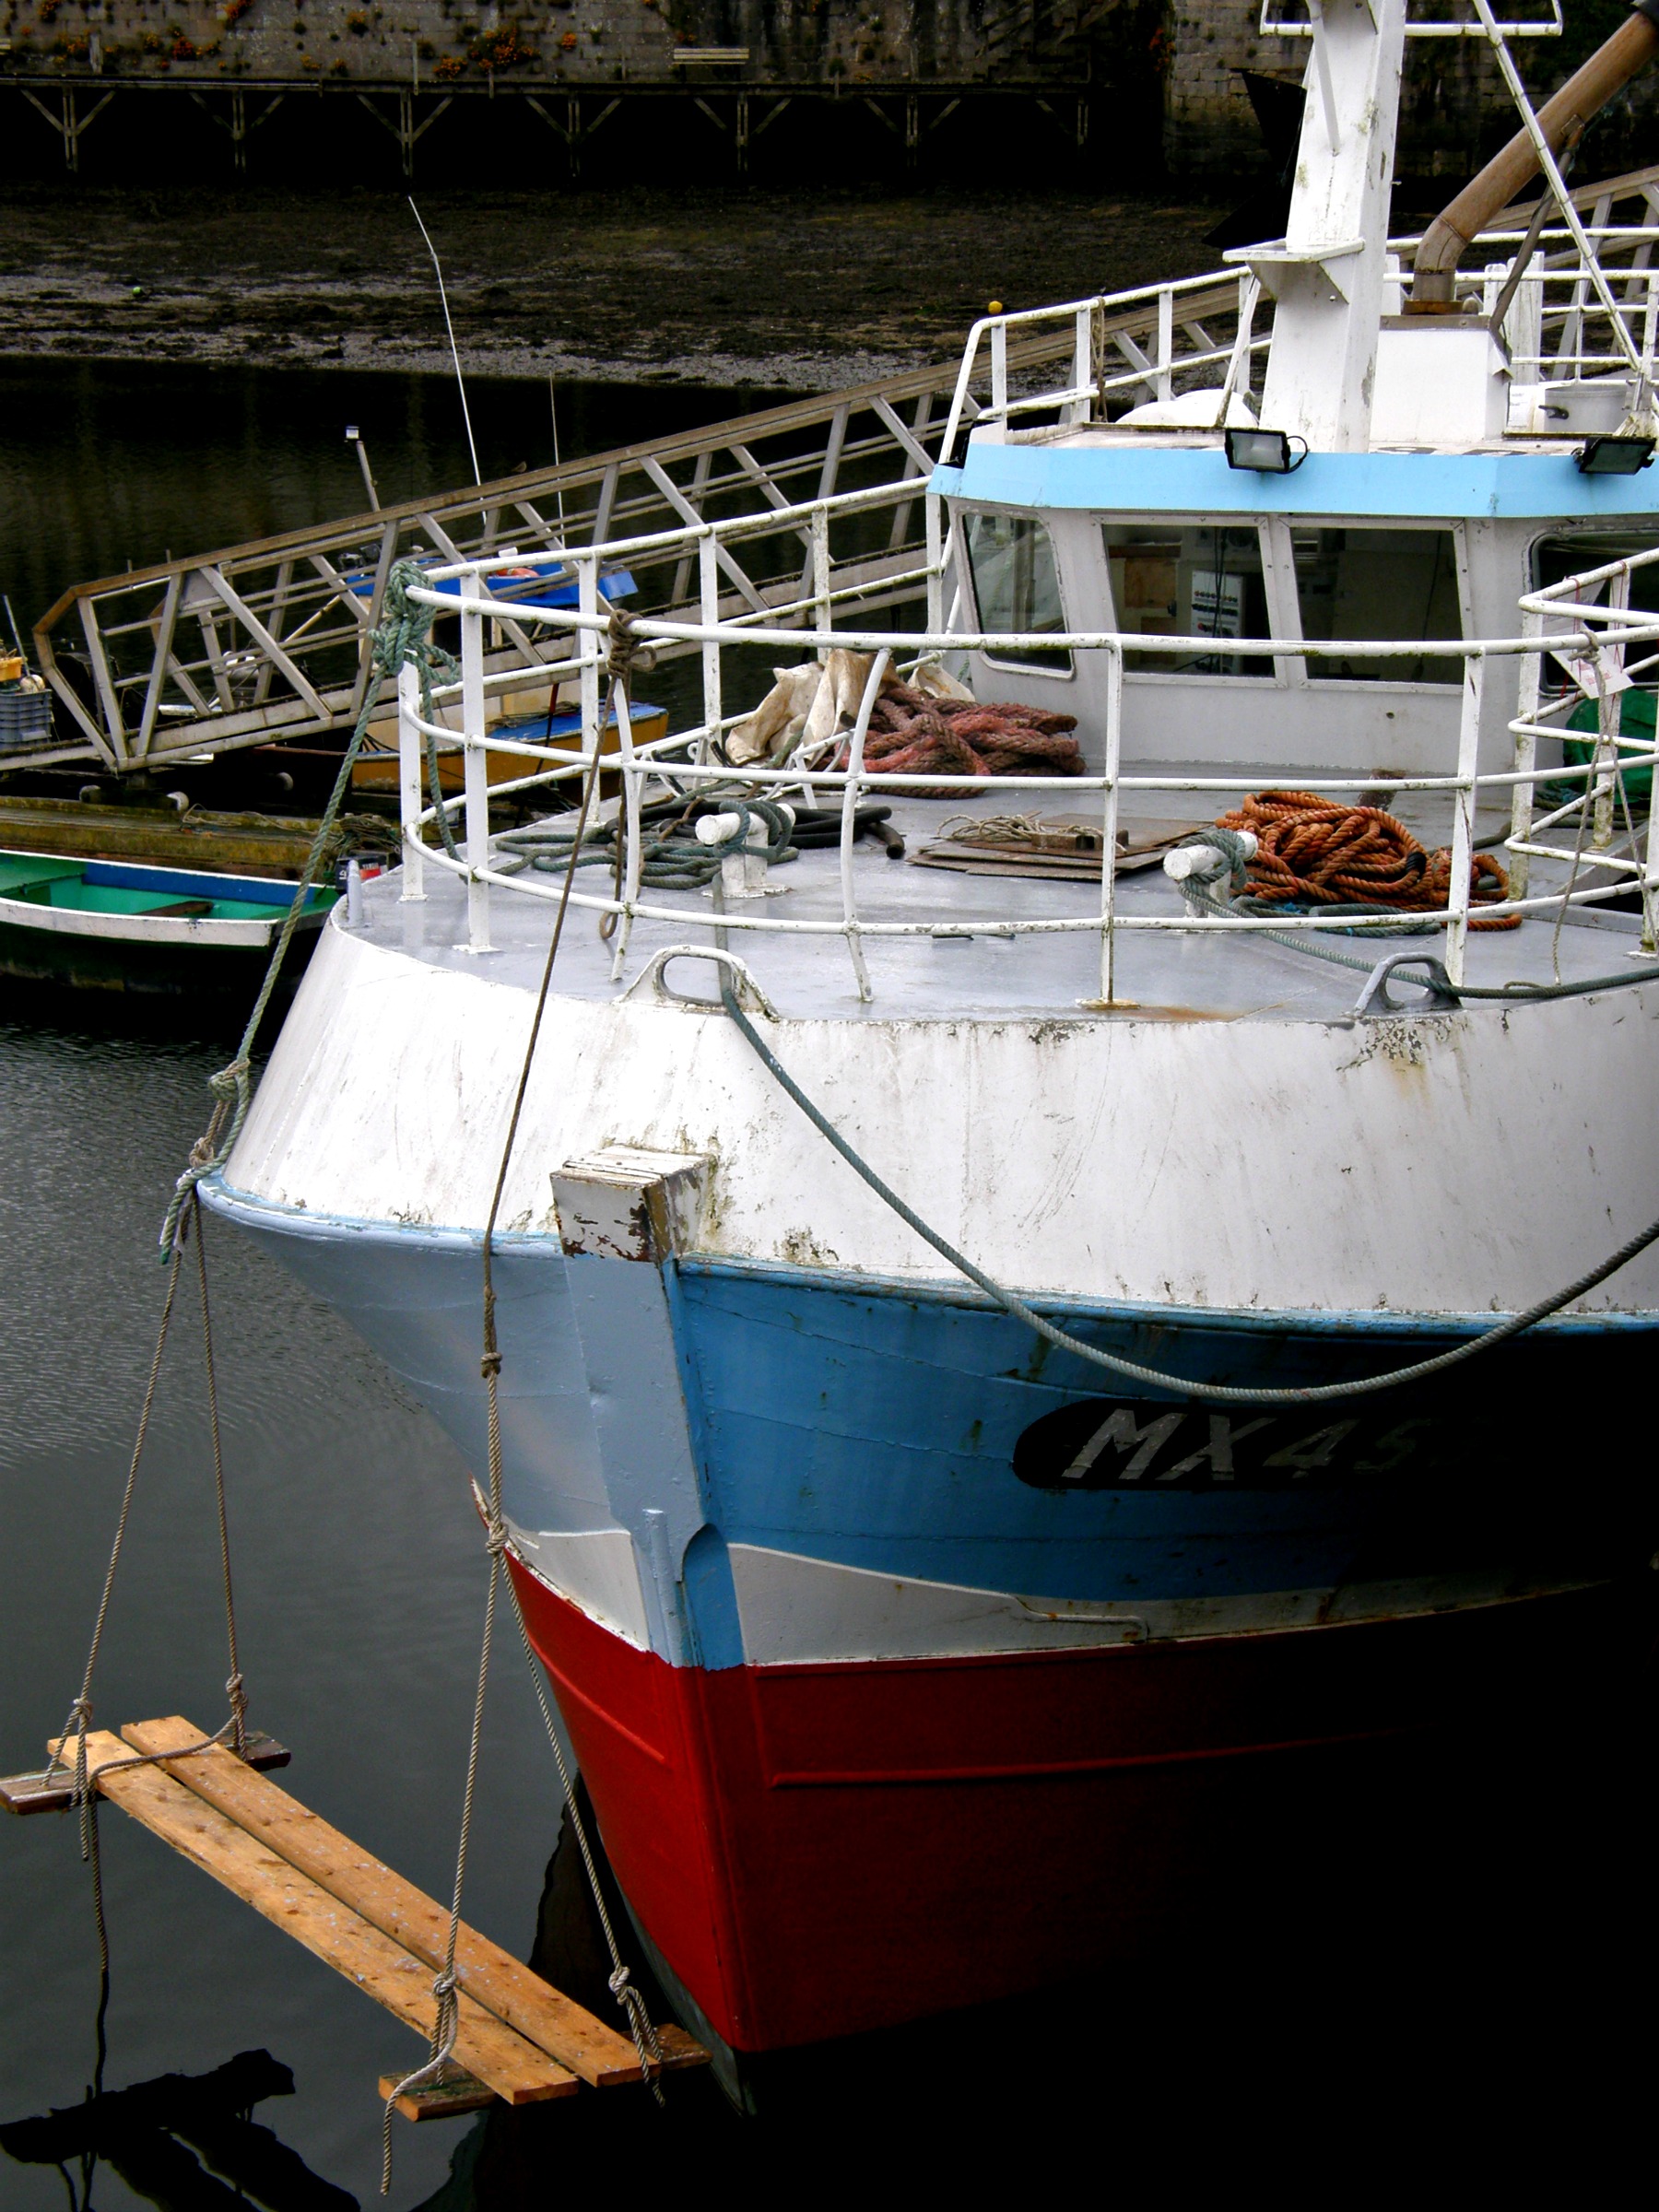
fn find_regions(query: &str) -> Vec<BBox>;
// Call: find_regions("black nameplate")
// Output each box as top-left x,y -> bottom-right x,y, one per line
1013,1396 -> 1441,1491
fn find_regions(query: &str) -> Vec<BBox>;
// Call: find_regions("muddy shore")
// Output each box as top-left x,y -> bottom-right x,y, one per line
0,183 -> 1226,389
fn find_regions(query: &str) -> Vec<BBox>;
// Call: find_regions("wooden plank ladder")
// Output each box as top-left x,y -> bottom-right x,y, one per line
4,1716 -> 706,2119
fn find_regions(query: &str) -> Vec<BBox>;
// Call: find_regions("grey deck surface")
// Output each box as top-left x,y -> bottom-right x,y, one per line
359,777 -> 1652,1025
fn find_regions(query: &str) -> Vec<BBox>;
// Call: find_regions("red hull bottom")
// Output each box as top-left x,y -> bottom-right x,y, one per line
510,1561 -> 1644,2053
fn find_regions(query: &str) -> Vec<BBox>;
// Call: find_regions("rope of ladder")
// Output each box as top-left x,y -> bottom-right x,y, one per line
380,601 -> 665,2195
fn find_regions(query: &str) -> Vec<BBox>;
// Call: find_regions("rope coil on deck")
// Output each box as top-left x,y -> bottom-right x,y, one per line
1214,791 -> 1521,932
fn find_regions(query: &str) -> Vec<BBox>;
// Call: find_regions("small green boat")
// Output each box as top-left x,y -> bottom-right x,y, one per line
0,849 -> 337,997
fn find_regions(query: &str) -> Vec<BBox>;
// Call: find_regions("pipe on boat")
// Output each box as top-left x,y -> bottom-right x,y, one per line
1408,0 -> 1659,310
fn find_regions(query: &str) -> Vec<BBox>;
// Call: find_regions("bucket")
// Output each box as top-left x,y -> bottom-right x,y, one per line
1564,685 -> 1656,805
0,687 -> 53,753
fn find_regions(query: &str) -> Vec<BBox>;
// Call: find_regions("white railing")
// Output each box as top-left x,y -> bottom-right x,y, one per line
1508,541 -> 1659,909
938,273 -> 1272,460
935,220 -> 1659,465
392,475 -> 1659,1006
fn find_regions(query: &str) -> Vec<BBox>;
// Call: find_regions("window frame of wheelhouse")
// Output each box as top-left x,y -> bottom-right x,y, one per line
947,502 -> 1530,802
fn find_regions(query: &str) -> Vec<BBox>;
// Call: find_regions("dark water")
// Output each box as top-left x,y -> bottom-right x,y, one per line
0,355 -> 784,634
0,361 -> 763,2211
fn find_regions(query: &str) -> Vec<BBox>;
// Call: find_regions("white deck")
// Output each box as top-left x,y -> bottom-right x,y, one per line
358,780 -> 1646,1027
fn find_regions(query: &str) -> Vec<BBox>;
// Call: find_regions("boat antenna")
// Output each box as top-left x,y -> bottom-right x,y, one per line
548,372 -> 567,539
408,196 -> 481,488
3,593 -> 27,663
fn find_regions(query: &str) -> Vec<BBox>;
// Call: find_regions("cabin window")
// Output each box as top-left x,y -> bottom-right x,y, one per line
1292,527 -> 1463,683
964,512 -> 1072,672
1533,532 -> 1659,608
1532,532 -> 1659,693
1101,524 -> 1273,677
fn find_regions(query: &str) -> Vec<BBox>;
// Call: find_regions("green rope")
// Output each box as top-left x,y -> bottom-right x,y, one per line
495,794 -> 798,890
159,559 -> 457,1255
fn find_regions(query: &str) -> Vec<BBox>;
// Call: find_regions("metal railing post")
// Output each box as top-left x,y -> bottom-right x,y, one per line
579,553 -> 601,760
838,649 -> 889,1003
1156,288 -> 1174,402
811,505 -> 832,652
608,672 -> 640,982
1445,650 -> 1484,988
397,661 -> 426,902
1507,603 -> 1540,905
699,531 -> 721,760
1068,305 -> 1091,425
990,321 -> 1007,425
460,586 -> 492,954
1096,642 -> 1124,1007
925,494 -> 944,633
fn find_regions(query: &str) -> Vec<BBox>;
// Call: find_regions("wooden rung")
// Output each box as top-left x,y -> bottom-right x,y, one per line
56,1729 -> 577,2112
378,2068 -> 497,2123
118,1716 -> 705,2089
1,1731 -> 288,1817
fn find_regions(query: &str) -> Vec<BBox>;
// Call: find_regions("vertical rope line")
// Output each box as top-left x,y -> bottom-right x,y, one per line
191,1194 -> 247,1760
383,623 -> 649,2192
51,1249 -> 185,1803
504,1582 -> 664,2098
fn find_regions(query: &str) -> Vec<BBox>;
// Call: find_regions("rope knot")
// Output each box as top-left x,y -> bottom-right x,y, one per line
486,1514 -> 509,1559
606,604 -> 654,684
1172,824 -> 1253,894
479,1349 -> 502,1379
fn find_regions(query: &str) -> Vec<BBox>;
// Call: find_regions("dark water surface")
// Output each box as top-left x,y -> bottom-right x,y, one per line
0,354 -> 783,632
0,361 -> 762,2210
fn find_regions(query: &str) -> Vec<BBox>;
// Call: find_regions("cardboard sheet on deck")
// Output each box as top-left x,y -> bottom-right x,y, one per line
909,816 -> 1207,882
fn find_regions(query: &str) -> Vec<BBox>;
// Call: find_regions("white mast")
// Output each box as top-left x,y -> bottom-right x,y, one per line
1230,0 -> 1407,451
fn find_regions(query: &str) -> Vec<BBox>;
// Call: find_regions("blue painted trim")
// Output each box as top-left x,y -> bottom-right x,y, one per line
202,1176 -> 1658,1333
81,861 -> 328,910
675,1251 -> 1659,1337
492,700 -> 666,743
930,443 -> 1659,521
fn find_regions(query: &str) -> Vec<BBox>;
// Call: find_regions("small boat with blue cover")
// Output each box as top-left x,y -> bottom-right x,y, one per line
0,849 -> 335,998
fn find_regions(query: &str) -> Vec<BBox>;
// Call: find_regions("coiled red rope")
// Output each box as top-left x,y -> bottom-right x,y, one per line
1217,789 -> 1519,931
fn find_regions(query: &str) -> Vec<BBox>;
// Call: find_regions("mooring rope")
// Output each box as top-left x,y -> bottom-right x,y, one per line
716,978 -> 1659,1409
380,605 -> 664,2196
159,559 -> 454,1257
47,1191 -> 257,2105
1215,789 -> 1522,931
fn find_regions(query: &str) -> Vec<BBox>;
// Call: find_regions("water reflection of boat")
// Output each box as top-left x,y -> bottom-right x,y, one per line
0,2048 -> 355,2210
204,0 -> 1659,2111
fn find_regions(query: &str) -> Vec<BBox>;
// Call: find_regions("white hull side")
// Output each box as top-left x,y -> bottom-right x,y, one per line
227,919 -> 1659,1317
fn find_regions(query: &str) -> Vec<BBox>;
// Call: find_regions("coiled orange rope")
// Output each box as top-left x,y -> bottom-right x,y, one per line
1217,790 -> 1520,931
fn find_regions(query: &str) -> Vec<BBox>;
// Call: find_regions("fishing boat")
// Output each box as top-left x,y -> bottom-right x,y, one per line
0,849 -> 337,997
201,0 -> 1659,2096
